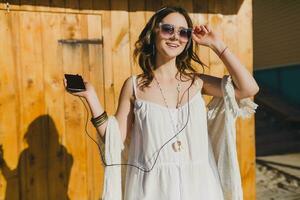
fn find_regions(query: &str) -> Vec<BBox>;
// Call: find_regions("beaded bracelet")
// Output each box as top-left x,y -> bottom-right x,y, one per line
219,46 -> 228,58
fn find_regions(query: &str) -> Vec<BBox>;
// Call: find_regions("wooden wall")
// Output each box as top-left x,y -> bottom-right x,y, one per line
0,0 -> 255,199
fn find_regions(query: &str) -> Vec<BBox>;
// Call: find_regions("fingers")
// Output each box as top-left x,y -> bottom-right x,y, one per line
205,24 -> 212,32
200,25 -> 209,34
63,78 -> 67,87
63,78 -> 73,94
192,24 -> 213,46
192,33 -> 201,43
193,24 -> 211,34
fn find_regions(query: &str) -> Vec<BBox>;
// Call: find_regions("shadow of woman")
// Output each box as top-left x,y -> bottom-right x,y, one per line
0,115 -> 73,200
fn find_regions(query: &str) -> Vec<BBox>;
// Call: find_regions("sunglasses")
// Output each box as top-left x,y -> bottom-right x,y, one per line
158,22 -> 193,42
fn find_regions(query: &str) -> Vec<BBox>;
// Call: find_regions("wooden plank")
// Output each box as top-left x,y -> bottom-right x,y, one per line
93,2 -> 110,198
207,0 -> 225,109
93,0 -> 110,10
60,13 -> 88,200
17,11 -> 47,199
40,12 -> 73,200
110,1 -> 132,194
144,0 -> 162,22
19,0 -> 36,11
34,0 -> 51,12
0,2 -> 103,15
222,11 -> 238,75
208,0 -> 225,78
236,0 -> 256,199
5,0 -> 20,5
78,14 -> 97,200
0,11 -> 21,200
110,0 -> 131,111
79,0 -> 93,11
192,0 -> 211,103
128,0 -> 146,75
100,1 -> 115,115
0,1 -> 21,11
162,0 -> 193,12
86,14 -> 104,200
65,0 -> 80,11
50,0 -> 65,8
220,1 -> 256,198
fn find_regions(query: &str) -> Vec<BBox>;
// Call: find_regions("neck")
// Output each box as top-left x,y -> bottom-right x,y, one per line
154,54 -> 178,81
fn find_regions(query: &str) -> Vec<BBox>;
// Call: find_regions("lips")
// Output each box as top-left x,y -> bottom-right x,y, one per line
166,42 -> 179,48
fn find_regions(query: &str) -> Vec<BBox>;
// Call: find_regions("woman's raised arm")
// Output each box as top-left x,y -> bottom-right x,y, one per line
65,76 -> 135,144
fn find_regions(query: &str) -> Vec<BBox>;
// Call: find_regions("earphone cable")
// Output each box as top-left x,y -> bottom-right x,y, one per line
78,85 -> 191,173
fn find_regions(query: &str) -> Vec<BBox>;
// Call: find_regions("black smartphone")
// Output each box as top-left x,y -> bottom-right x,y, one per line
64,74 -> 86,92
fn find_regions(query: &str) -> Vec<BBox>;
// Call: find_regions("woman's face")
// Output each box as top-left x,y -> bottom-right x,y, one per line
155,12 -> 190,60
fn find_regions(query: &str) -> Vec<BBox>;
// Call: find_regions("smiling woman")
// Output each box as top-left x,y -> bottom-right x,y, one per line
133,7 -> 207,92
64,5 -> 259,200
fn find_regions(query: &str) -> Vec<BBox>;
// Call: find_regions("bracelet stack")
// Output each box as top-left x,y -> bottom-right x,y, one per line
91,111 -> 108,128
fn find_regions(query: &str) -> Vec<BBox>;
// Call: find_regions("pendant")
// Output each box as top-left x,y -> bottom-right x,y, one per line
172,140 -> 182,152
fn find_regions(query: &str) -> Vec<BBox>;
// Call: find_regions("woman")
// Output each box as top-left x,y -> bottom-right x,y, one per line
65,6 -> 259,200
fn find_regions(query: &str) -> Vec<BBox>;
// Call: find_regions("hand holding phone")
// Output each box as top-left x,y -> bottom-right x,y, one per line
64,73 -> 97,100
64,74 -> 86,93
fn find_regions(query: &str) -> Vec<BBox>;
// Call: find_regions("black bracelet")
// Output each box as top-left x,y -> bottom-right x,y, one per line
219,46 -> 228,58
91,111 -> 108,127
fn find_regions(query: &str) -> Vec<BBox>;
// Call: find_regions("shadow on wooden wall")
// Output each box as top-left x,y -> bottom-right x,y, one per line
0,115 -> 73,200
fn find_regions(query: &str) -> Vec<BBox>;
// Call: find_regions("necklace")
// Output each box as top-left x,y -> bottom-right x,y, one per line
153,75 -> 183,152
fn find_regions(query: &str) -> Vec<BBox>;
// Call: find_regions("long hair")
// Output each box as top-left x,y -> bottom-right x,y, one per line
133,6 -> 208,90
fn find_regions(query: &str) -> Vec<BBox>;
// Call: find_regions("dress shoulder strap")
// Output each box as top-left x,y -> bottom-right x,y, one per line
131,75 -> 137,99
195,78 -> 201,91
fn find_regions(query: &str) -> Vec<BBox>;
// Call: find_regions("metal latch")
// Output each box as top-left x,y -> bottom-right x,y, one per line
58,39 -> 102,45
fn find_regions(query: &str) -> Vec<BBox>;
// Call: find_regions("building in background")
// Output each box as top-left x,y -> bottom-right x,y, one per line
253,0 -> 300,106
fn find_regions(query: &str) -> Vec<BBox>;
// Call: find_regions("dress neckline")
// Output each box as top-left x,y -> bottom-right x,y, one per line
134,90 -> 203,111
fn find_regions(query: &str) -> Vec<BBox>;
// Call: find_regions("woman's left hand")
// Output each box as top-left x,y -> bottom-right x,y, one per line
192,24 -> 222,48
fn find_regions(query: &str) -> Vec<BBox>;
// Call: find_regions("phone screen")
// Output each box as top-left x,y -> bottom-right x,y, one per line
64,74 -> 86,92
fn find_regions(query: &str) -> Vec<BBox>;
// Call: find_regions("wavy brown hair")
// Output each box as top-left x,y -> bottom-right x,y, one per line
133,6 -> 208,90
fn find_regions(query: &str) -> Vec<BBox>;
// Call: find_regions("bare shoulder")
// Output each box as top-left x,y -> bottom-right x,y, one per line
120,75 -> 135,104
115,75 -> 135,142
121,74 -> 146,103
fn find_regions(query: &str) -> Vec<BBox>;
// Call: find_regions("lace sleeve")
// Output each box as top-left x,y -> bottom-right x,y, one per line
101,116 -> 124,200
221,75 -> 258,119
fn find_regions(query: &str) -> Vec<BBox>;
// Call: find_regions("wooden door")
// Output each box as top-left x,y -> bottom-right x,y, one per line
0,10 -> 104,200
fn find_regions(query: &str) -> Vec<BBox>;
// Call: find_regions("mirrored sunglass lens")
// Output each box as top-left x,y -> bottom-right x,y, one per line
161,24 -> 174,35
179,29 -> 191,40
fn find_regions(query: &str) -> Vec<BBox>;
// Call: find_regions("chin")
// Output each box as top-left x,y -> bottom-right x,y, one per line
162,48 -> 184,59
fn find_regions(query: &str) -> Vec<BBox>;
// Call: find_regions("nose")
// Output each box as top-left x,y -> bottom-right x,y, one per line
170,31 -> 180,41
